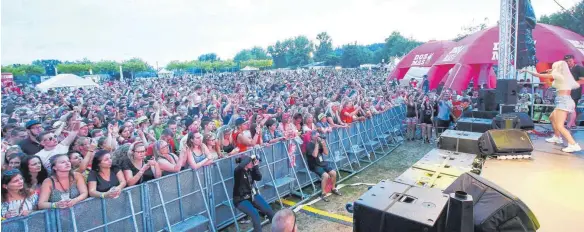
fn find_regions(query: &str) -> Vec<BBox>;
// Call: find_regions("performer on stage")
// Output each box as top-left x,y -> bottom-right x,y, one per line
521,60 -> 584,153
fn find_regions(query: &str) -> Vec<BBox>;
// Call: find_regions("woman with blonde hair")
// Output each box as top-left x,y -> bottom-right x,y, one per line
521,60 -> 583,152
120,141 -> 161,186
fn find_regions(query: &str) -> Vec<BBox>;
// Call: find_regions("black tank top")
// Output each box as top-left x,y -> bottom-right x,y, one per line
406,104 -> 416,118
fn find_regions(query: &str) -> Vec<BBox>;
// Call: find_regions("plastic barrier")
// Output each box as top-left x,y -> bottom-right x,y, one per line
1,105 -> 406,232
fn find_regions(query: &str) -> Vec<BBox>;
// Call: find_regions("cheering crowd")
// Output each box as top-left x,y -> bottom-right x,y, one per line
1,69 -> 409,220
1,65 -> 581,229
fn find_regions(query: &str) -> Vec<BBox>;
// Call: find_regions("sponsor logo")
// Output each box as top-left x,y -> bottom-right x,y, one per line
442,46 -> 465,62
411,53 -> 434,66
567,40 -> 584,56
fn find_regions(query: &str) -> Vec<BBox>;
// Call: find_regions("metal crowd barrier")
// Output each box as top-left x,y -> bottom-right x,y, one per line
1,105 -> 406,232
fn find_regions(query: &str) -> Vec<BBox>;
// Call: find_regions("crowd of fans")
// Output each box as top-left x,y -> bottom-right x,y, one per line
2,69 -> 414,220
2,67 -> 580,223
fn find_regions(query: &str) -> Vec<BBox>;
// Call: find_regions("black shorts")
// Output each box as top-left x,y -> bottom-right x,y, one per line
311,164 -> 334,177
422,116 -> 432,124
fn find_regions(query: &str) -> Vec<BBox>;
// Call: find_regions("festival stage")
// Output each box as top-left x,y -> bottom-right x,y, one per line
481,126 -> 584,232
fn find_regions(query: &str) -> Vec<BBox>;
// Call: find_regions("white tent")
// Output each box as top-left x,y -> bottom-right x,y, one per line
36,74 -> 99,92
241,66 -> 259,71
158,69 -> 174,78
399,67 -> 429,86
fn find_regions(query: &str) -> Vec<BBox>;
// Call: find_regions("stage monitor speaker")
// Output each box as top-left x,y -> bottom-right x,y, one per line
461,110 -> 498,120
478,89 -> 497,111
456,118 -> 493,133
394,167 -> 458,191
478,129 -> 534,156
444,173 -> 540,232
353,180 -> 448,232
439,130 -> 482,155
496,79 -> 518,104
412,149 -> 478,177
505,112 -> 534,130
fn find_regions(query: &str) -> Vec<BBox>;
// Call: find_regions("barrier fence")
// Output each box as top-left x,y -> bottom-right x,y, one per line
2,105 -> 406,232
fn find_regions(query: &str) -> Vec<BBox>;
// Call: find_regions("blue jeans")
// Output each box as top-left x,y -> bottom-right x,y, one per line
236,195 -> 274,232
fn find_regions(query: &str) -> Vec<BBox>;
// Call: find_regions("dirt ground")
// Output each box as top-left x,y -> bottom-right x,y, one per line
221,140 -> 434,232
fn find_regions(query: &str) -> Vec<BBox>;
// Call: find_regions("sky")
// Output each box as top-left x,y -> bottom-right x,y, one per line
1,0 -> 581,67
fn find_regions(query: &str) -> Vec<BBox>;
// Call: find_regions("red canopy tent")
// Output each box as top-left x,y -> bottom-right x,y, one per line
387,40 -> 455,80
427,23 -> 584,92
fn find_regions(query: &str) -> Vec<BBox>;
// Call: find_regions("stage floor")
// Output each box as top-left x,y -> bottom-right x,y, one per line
481,125 -> 584,232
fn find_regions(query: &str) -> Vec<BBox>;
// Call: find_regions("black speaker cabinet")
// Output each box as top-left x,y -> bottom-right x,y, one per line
353,180 -> 448,232
439,130 -> 482,155
456,118 -> 493,133
412,148 -> 477,177
505,112 -> 535,130
496,79 -> 518,104
478,89 -> 497,111
478,129 -> 534,156
444,173 -> 540,232
461,110 -> 498,120
394,167 -> 458,190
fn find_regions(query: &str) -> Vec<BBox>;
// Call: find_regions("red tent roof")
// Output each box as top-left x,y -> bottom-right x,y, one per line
434,23 -> 584,66
388,40 -> 455,80
396,40 -> 455,68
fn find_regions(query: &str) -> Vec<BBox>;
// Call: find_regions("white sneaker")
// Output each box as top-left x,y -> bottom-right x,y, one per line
545,136 -> 563,144
562,143 -> 582,153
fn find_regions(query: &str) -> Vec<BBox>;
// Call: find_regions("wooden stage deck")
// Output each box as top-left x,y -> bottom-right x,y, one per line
481,126 -> 584,232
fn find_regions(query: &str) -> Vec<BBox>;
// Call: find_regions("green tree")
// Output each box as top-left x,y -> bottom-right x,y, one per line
234,50 -> 253,62
18,64 -> 46,76
240,59 -> 273,69
340,44 -> 373,68
166,60 -> 192,71
287,36 -> 314,67
315,32 -> 333,62
198,53 -> 219,62
1,65 -> 25,76
122,58 -> 149,78
249,46 -> 269,60
268,40 -> 290,68
56,63 -> 91,75
539,1 -> 584,36
378,31 -> 423,62
93,60 -> 120,74
32,59 -> 61,76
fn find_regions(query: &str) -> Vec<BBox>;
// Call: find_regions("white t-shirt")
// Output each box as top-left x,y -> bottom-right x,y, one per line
35,144 -> 69,172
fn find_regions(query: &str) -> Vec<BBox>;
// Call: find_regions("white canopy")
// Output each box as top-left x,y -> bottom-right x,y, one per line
241,66 -> 259,71
36,74 -> 98,92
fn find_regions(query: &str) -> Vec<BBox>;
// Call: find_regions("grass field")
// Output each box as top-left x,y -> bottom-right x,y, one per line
221,140 -> 434,232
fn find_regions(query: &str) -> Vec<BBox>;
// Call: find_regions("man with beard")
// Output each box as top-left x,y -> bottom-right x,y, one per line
17,120 -> 44,155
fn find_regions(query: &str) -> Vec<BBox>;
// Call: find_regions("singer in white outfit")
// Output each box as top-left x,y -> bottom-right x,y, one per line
521,60 -> 584,153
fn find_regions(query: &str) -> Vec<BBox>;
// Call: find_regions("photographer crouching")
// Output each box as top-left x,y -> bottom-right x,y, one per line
306,131 -> 342,202
233,155 -> 274,232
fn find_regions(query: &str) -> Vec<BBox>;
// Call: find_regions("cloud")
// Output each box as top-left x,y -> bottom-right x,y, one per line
1,0 -> 580,66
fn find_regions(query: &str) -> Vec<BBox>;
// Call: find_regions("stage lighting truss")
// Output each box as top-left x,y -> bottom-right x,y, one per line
498,0 -> 520,80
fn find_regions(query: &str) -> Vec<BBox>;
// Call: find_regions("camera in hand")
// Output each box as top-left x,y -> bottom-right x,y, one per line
235,154 -> 262,164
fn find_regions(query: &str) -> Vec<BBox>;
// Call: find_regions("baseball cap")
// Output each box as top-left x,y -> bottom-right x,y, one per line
235,118 -> 246,126
318,113 -> 326,121
25,120 -> 41,129
564,54 -> 574,60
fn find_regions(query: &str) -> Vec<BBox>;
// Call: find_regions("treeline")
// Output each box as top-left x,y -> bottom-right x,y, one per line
539,1 -> 584,36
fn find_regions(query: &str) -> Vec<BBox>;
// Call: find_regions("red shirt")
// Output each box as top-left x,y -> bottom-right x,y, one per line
452,101 -> 463,119
232,130 -> 248,153
340,106 -> 355,124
